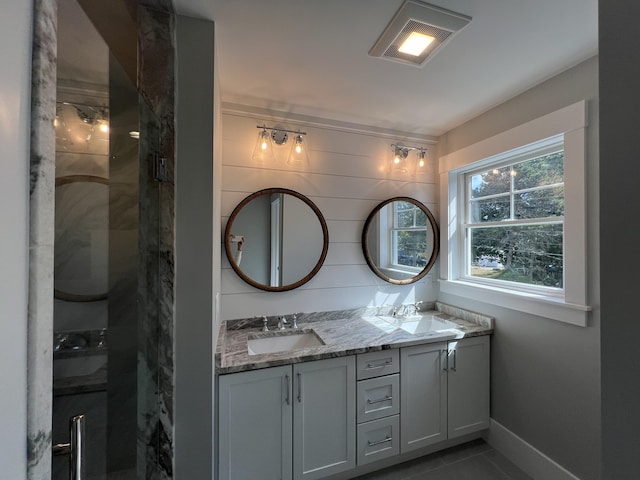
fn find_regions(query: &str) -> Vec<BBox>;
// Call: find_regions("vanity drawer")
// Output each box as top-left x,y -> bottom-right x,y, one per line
357,374 -> 400,423
357,350 -> 399,380
357,415 -> 400,465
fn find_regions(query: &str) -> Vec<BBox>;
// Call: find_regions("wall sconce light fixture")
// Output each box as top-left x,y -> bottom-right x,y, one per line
252,125 -> 309,165
390,143 -> 428,174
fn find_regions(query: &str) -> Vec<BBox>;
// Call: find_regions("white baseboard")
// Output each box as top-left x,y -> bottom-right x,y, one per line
484,419 -> 581,480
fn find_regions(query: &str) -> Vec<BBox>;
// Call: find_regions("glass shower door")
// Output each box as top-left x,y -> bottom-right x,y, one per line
52,0 -> 165,478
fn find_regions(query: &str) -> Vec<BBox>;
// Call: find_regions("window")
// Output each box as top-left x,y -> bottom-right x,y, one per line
464,146 -> 564,293
439,101 -> 590,326
392,201 -> 428,271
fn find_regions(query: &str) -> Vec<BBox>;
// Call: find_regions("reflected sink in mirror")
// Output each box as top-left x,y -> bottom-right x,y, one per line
247,330 -> 325,356
378,315 -> 461,335
54,354 -> 107,378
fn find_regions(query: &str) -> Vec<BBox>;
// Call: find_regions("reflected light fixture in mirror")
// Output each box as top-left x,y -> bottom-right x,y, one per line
252,124 -> 309,164
390,143 -> 428,174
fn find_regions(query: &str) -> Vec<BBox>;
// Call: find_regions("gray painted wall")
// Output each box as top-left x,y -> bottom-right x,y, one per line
175,15 -> 217,480
0,2 -> 31,478
438,56 -> 601,480
599,2 -> 640,477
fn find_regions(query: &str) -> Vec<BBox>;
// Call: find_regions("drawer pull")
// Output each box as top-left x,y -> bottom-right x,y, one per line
367,436 -> 392,447
367,395 -> 393,405
366,360 -> 392,369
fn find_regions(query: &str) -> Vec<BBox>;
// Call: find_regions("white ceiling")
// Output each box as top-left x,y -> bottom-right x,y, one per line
174,0 -> 597,139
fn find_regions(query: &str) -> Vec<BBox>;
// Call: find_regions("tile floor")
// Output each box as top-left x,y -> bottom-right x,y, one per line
353,439 -> 533,480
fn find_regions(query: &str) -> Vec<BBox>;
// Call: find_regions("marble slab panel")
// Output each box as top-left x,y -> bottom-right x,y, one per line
28,1 -> 57,478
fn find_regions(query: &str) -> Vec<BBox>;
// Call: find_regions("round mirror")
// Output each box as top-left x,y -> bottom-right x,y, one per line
362,197 -> 439,285
224,188 -> 329,292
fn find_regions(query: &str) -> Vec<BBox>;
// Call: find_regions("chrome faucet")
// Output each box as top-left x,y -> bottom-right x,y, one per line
278,316 -> 288,330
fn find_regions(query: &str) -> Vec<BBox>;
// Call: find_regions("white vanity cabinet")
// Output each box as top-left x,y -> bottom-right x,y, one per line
400,342 -> 448,451
293,356 -> 356,479
217,356 -> 356,480
355,350 -> 401,465
400,335 -> 490,453
218,365 -> 293,480
447,335 -> 490,438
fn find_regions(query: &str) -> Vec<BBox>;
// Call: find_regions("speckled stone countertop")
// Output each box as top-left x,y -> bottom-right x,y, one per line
216,302 -> 493,374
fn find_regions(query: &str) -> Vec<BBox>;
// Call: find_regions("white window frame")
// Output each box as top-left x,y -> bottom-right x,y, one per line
439,101 -> 591,326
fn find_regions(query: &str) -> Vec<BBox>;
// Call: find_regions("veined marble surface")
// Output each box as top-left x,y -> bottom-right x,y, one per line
28,0 -> 57,478
216,303 -> 493,374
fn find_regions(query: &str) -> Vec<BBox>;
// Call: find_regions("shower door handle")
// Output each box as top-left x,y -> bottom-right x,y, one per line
53,414 -> 85,480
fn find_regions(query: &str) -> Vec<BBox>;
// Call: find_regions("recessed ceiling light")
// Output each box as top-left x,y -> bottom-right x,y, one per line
369,0 -> 471,67
398,32 -> 435,56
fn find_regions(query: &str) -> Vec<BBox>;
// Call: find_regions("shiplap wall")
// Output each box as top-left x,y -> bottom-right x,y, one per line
220,112 -> 439,320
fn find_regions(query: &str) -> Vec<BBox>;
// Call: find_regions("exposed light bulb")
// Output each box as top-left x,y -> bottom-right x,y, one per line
99,122 -> 109,133
260,129 -> 269,150
295,143 -> 302,154
418,150 -> 426,168
393,147 -> 403,164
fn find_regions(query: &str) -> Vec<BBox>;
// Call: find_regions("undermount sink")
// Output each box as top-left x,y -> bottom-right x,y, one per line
247,330 -> 325,356
378,315 -> 461,335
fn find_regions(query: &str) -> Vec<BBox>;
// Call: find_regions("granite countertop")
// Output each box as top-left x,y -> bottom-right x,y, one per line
216,302 -> 493,374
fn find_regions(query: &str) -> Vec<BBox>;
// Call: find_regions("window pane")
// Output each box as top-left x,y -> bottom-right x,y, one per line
393,230 -> 428,268
470,166 -> 511,199
513,152 -> 564,190
395,202 -> 427,228
469,195 -> 511,223
514,186 -> 564,219
469,224 -> 563,288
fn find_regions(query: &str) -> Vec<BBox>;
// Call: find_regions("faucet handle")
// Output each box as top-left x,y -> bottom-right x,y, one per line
292,314 -> 299,329
262,316 -> 269,332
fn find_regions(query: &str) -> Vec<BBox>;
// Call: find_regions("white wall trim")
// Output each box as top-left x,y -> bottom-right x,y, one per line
438,100 -> 590,326
485,419 -> 581,480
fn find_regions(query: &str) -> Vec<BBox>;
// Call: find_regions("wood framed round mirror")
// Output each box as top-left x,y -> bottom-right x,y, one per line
224,188 -> 329,292
362,197 -> 439,285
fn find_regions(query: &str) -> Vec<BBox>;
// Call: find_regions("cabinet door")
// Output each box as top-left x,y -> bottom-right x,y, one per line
448,335 -> 490,439
218,366 -> 293,480
400,342 -> 447,452
293,356 -> 356,480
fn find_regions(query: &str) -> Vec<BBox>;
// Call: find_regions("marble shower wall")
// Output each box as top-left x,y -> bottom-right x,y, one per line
28,0 -> 57,478
137,3 -> 176,480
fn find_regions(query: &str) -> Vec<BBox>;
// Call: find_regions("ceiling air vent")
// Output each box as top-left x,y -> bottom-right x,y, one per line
369,0 -> 471,67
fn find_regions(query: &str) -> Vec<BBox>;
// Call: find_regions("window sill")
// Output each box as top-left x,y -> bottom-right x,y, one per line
438,279 -> 591,327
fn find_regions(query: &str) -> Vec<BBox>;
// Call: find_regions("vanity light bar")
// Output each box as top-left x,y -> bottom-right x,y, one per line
256,125 -> 307,136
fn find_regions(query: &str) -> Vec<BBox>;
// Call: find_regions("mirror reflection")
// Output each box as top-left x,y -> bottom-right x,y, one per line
362,197 -> 439,285
225,188 -> 329,291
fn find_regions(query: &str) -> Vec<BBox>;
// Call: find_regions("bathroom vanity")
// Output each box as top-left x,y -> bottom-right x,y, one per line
215,302 -> 493,480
